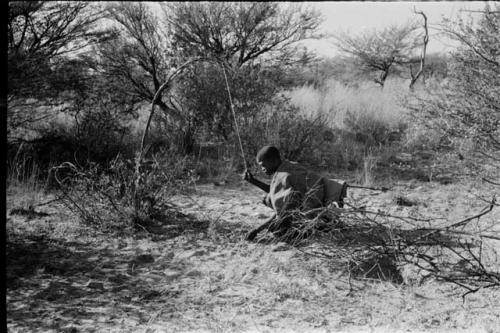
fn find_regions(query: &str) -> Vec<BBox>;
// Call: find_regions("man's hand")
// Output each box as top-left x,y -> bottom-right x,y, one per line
243,169 -> 255,183
245,228 -> 259,242
243,169 -> 270,193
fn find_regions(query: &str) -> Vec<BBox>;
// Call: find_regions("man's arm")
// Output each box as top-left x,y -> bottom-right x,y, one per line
243,170 -> 270,193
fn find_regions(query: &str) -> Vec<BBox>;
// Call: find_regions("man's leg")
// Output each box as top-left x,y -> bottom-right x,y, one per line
267,214 -> 297,240
245,214 -> 276,241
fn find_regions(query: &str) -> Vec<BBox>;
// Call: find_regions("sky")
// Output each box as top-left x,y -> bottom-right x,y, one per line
302,1 -> 494,57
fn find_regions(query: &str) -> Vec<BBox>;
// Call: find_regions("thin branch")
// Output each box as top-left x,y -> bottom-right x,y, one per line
482,178 -> 500,186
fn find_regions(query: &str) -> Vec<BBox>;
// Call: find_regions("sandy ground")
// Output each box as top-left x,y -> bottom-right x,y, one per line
6,178 -> 500,333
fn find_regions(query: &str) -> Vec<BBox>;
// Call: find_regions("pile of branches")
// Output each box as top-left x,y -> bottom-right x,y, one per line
274,195 -> 500,297
51,153 -> 197,232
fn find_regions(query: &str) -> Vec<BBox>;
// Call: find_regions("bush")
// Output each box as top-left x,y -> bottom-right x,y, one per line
7,85 -> 141,185
53,153 -> 196,232
343,109 -> 406,147
235,93 -> 334,169
410,5 -> 500,178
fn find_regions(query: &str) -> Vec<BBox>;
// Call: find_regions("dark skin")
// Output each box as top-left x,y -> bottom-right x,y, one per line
243,155 -> 282,241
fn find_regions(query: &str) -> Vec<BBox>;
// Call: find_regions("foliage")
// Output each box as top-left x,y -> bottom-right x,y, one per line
423,53 -> 449,81
286,78 -> 410,171
174,62 -> 279,144
7,67 -> 143,182
158,2 -> 322,154
235,94 -> 333,169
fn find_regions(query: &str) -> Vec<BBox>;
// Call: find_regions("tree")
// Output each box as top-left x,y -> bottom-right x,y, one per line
162,2 -> 322,153
7,1 -> 107,132
333,22 -> 421,87
164,2 -> 321,68
90,2 -> 322,155
91,2 -> 209,154
8,1 -> 106,99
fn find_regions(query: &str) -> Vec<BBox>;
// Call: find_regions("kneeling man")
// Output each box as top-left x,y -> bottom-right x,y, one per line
243,145 -> 326,241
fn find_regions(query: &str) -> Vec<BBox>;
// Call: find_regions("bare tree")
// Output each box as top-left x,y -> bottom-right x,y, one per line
409,9 -> 429,90
333,22 -> 421,87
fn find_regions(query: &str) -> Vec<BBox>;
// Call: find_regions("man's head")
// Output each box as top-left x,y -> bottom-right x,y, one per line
256,145 -> 281,175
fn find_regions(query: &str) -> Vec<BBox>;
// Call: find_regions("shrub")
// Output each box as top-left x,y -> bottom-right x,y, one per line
235,93 -> 334,169
53,153 -> 196,232
410,5 -> 500,178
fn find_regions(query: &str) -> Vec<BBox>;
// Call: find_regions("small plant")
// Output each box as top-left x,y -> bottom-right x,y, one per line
361,154 -> 379,186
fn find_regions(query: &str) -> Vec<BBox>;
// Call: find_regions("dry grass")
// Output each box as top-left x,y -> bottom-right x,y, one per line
283,78 -> 422,175
6,151 -> 49,212
6,75 -> 499,332
286,78 -> 408,129
7,176 -> 499,332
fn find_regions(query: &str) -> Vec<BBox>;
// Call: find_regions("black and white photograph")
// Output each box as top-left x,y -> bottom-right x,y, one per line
6,1 -> 500,332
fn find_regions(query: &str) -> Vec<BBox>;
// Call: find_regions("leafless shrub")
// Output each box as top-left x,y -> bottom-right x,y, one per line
266,194 -> 499,297
52,153 -> 196,232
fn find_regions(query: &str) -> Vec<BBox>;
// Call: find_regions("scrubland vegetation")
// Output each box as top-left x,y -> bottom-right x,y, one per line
6,2 -> 500,332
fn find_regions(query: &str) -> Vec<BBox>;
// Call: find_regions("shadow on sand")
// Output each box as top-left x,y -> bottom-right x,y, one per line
6,212 -> 212,331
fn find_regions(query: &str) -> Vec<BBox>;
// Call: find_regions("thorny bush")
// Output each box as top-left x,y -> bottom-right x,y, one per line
52,153 -> 197,232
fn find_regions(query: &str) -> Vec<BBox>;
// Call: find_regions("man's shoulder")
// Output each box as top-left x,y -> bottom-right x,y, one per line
272,170 -> 292,183
277,160 -> 304,173
272,161 -> 306,186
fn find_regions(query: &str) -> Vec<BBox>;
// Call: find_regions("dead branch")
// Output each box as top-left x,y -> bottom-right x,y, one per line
483,177 -> 500,186
290,190 -> 499,296
409,8 -> 428,90
400,196 -> 496,246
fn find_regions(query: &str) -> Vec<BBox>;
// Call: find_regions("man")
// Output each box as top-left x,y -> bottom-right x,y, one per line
243,145 -> 326,241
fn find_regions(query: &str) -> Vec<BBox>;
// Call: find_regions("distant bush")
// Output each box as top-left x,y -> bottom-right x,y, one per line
343,110 -> 406,147
285,78 -> 410,172
287,78 -> 407,129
